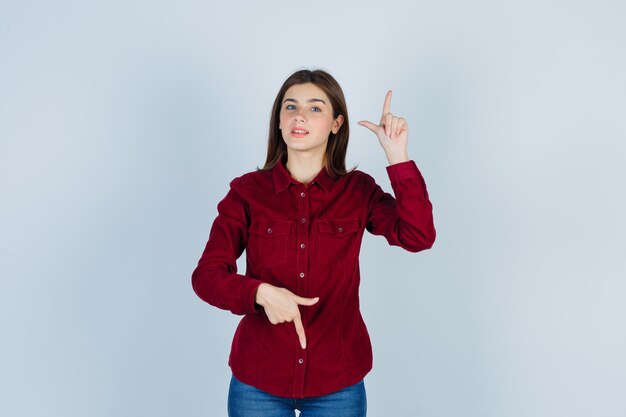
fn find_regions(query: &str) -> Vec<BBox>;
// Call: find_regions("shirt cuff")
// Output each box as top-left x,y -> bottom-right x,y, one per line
386,159 -> 419,182
247,279 -> 265,314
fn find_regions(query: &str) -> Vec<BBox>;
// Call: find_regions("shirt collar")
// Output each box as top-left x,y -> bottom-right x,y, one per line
272,159 -> 334,193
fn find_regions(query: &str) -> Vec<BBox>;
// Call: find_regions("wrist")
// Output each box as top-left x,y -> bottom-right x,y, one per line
255,283 -> 270,306
386,152 -> 409,165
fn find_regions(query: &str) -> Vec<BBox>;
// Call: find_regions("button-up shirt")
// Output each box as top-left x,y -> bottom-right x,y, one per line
191,158 -> 436,398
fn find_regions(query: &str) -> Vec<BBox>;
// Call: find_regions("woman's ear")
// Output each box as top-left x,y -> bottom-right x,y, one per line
332,115 -> 345,134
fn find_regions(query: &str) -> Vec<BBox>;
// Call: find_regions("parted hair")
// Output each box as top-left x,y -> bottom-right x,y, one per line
258,69 -> 355,178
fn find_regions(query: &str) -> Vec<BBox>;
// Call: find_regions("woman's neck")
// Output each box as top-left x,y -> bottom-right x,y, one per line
285,151 -> 325,185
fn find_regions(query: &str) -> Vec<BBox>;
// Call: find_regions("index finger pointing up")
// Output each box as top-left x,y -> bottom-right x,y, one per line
382,89 -> 392,117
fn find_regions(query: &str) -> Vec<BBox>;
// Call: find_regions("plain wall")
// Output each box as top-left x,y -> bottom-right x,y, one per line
1,0 -> 625,416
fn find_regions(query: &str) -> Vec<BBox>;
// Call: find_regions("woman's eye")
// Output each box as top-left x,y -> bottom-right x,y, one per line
285,104 -> 321,112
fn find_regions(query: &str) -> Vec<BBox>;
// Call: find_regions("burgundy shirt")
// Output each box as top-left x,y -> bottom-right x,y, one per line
191,158 -> 436,398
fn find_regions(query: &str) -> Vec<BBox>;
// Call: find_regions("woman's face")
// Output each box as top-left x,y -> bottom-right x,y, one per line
279,82 -> 344,157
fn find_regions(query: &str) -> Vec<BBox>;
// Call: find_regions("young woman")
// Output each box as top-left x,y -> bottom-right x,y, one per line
191,69 -> 436,417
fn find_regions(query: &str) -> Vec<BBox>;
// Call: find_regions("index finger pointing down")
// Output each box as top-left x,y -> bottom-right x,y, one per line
293,315 -> 307,349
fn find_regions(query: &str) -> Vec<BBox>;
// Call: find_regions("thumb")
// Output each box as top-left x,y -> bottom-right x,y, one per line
295,296 -> 319,306
357,120 -> 379,133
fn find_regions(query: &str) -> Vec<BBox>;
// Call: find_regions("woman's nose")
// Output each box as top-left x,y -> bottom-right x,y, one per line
294,110 -> 305,122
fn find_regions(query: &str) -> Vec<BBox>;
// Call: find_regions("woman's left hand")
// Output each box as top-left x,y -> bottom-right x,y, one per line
357,90 -> 410,165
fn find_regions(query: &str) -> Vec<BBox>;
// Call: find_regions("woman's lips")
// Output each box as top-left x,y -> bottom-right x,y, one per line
291,128 -> 309,138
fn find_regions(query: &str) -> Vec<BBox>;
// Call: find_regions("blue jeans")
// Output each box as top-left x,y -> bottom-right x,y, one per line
227,374 -> 367,417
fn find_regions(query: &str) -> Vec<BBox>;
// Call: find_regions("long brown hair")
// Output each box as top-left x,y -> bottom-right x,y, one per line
258,69 -> 356,178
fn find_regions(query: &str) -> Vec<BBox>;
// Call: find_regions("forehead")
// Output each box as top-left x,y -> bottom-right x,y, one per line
283,83 -> 329,101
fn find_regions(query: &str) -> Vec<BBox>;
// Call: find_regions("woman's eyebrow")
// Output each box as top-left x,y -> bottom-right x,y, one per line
283,98 -> 327,105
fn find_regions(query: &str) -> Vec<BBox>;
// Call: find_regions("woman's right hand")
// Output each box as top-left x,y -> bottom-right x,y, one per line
255,283 -> 319,349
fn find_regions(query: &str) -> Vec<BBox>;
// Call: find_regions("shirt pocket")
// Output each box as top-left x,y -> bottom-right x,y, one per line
316,218 -> 360,265
247,218 -> 293,267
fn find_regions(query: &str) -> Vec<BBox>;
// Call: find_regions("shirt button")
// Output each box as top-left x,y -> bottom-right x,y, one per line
299,272 -> 305,278
338,227 -> 343,233
301,218 -> 307,223
298,358 -> 304,364
300,243 -> 305,249
267,228 -> 273,233
300,192 -> 306,197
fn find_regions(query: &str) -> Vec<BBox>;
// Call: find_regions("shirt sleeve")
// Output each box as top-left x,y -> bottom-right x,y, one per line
191,177 -> 264,315
365,159 -> 436,252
